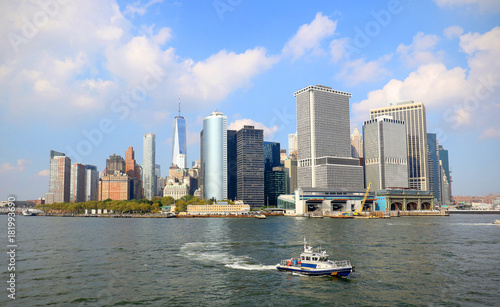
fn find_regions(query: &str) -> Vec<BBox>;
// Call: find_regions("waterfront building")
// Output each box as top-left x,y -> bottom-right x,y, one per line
143,132 -> 156,200
48,150 -> 71,203
172,97 -> 187,169
370,101 -> 429,191
288,133 -> 297,159
98,171 -> 130,201
351,125 -> 363,158
70,163 -> 86,203
363,116 -> 409,192
438,145 -> 452,205
187,201 -> 250,215
227,129 -> 237,201
105,154 -> 125,175
264,166 -> 288,207
201,111 -> 227,201
163,183 -> 189,200
295,85 -> 364,190
237,125 -> 264,207
85,165 -> 99,201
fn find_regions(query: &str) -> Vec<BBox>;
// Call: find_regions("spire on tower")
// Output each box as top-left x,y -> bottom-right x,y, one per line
178,93 -> 181,116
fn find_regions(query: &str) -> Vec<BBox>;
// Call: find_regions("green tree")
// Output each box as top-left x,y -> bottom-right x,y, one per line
174,200 -> 188,213
160,196 -> 175,206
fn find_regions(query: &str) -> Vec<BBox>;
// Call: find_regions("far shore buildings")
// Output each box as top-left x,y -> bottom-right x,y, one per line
47,150 -> 99,204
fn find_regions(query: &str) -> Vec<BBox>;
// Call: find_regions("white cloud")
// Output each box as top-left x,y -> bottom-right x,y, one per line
37,169 -> 50,177
0,159 -> 31,174
123,0 -> 164,17
335,55 -> 392,86
397,32 -> 444,67
352,27 -> 500,132
178,48 -> 278,102
228,119 -> 279,140
434,0 -> 500,12
479,127 -> 500,139
444,26 -> 464,39
282,12 -> 337,60
329,38 -> 350,64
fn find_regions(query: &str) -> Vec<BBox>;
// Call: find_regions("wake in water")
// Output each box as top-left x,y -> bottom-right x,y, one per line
180,242 -> 276,271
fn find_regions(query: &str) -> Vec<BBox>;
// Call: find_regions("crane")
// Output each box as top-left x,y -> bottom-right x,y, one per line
354,182 -> 371,216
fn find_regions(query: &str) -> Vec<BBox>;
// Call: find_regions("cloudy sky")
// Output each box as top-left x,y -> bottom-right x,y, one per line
1,0 -> 499,200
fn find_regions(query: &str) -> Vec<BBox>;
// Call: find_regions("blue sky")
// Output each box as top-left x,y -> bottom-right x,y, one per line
1,0 -> 499,200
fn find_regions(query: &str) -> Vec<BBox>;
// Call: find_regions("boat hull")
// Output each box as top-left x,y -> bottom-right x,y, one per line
276,265 -> 352,277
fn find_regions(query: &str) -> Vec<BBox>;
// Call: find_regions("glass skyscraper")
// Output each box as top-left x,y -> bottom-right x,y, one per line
237,125 -> 264,207
201,111 -> 227,201
172,114 -> 187,169
143,132 -> 156,200
295,85 -> 364,190
48,150 -> 71,203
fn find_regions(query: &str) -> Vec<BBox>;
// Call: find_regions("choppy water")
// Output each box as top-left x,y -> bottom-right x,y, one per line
1,214 -> 499,306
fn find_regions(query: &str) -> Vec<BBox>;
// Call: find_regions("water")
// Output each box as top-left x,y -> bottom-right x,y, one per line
1,214 -> 499,306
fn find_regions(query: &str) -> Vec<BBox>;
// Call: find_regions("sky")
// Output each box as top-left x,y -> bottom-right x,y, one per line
0,0 -> 499,201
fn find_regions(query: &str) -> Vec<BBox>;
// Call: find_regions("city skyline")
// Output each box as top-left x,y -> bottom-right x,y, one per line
1,1 -> 500,200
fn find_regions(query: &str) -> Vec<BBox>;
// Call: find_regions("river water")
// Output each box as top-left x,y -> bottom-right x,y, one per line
1,214 -> 499,306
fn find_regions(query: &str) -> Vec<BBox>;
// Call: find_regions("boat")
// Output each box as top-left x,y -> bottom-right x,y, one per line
494,220 -> 500,225
22,209 -> 36,216
255,214 -> 266,219
276,238 -> 353,277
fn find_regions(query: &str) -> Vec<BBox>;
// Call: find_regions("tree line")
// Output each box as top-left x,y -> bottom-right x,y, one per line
35,195 -> 235,214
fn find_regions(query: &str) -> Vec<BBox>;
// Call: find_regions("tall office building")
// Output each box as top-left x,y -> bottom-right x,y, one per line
143,132 -> 156,200
363,116 -> 409,192
264,141 -> 281,172
264,166 -> 287,207
48,150 -> 71,203
125,147 -> 142,200
427,133 -> 440,201
351,125 -> 363,158
172,98 -> 187,169
227,129 -> 237,201
295,85 -> 363,190
201,111 -> 227,200
237,125 -> 264,207
85,165 -> 99,201
283,157 -> 298,194
370,101 -> 429,190
70,163 -> 86,203
99,172 -> 130,201
439,145 -> 452,205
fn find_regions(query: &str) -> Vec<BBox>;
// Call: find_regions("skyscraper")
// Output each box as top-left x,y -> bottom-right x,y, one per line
363,116 -> 409,192
201,111 -> 227,201
264,141 -> 281,172
48,150 -> 71,203
105,154 -> 125,175
143,132 -> 156,200
227,129 -> 237,201
172,97 -> 187,168
85,165 -> 99,201
351,125 -> 363,158
237,125 -> 264,207
70,163 -> 86,203
427,133 -> 440,201
295,85 -> 364,190
370,101 -> 429,191
125,147 -> 142,200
